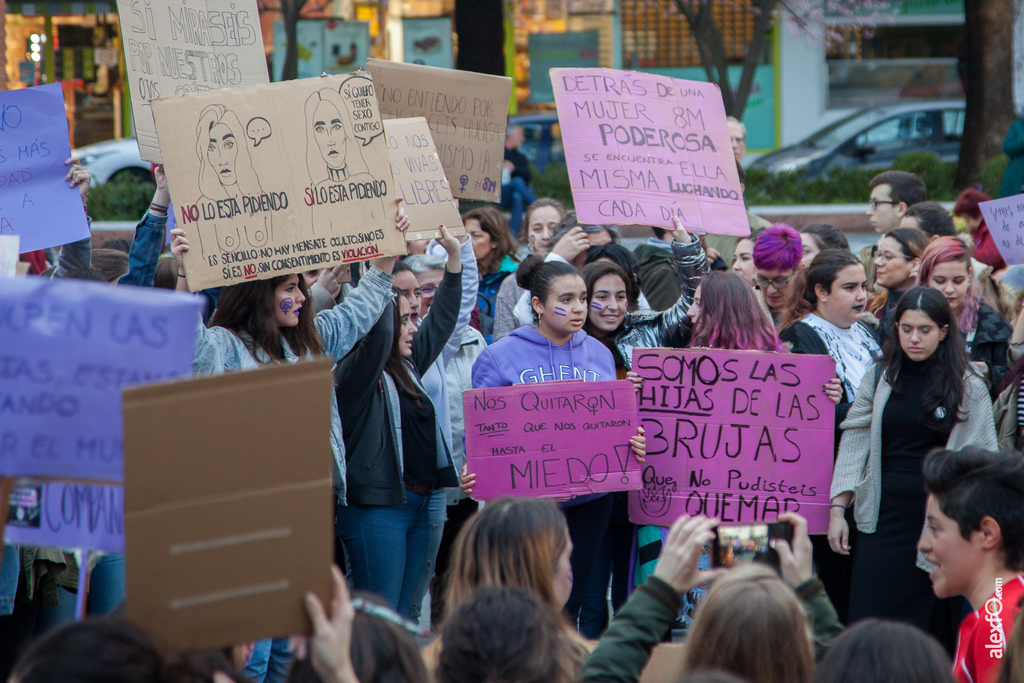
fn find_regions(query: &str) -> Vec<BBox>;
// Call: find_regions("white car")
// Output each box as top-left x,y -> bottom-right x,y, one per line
72,137 -> 152,184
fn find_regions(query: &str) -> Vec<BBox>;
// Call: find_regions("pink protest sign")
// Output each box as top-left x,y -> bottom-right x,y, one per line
550,68 -> 748,235
463,380 -> 641,500
627,349 -> 835,533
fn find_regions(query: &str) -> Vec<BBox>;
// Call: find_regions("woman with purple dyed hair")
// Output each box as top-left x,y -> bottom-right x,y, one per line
916,236 -> 1011,395
751,224 -> 804,323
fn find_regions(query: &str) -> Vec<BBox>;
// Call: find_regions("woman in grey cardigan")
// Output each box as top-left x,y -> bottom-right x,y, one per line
828,287 -> 997,651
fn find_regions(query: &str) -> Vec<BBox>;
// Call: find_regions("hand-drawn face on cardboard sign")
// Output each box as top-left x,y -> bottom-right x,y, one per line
153,74 -> 405,292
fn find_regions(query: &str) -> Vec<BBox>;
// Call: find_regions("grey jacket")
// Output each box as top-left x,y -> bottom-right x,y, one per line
831,364 -> 998,533
193,266 -> 396,504
613,237 -> 708,370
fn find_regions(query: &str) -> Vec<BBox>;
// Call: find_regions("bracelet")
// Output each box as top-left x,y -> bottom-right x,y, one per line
177,268 -> 186,278
150,203 -> 169,214
830,504 -> 848,510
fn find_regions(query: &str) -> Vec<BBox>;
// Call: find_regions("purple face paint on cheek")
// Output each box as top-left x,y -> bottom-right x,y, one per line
591,303 -> 604,312
280,298 -> 294,316
553,306 -> 567,316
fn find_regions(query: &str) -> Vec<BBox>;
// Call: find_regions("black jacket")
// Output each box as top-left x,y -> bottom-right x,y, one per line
970,301 -> 1012,396
335,268 -> 462,506
780,320 -> 882,453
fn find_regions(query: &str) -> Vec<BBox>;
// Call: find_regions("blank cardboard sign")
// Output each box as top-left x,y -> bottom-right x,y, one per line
123,359 -> 334,652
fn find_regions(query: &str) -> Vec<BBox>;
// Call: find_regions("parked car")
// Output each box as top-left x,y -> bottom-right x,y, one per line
72,137 -> 152,184
509,113 -> 564,173
749,100 -> 965,179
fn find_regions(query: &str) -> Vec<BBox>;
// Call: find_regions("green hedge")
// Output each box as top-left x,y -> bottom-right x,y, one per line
88,177 -> 155,221
531,154 -> 1009,208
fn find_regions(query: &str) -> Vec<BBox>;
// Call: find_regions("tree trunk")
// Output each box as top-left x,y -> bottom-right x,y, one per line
280,3 -> 303,81
0,0 -> 7,91
955,0 -> 1016,190
454,0 -> 504,75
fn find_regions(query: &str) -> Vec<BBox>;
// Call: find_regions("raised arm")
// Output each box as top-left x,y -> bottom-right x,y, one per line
334,300 -> 395,408
315,265 -> 396,360
119,165 -> 170,287
52,157 -> 92,278
411,225 -> 463,375
650,219 -> 709,344
427,235 -> 478,365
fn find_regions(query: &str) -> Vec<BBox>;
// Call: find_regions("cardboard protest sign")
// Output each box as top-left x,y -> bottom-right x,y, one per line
383,118 -> 464,241
0,236 -> 18,277
551,68 -> 748,235
628,349 -> 835,533
0,84 -> 91,253
117,0 -> 269,163
367,59 -> 511,201
123,359 -> 334,651
979,193 -> 1024,265
0,278 -> 200,481
5,481 -> 124,553
152,73 -> 405,291
463,380 -> 641,500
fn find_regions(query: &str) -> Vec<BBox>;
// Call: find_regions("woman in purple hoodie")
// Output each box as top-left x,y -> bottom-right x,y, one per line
471,255 -> 646,633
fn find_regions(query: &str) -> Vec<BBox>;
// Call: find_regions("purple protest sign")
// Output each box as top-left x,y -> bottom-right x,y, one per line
0,277 -> 201,481
550,68 -> 748,235
463,380 -> 641,500
978,193 -> 1024,265
5,481 -> 124,553
0,83 -> 91,253
627,349 -> 835,533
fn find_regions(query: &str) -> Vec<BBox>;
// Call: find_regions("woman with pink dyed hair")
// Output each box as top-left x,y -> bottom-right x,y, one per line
916,236 -> 1011,394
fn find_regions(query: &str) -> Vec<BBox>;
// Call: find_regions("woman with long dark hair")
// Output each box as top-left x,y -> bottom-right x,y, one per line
465,206 -> 519,343
333,225 -> 464,618
828,287 -> 997,650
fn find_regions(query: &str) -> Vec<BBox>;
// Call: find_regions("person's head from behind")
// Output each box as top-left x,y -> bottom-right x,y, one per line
56,267 -> 108,282
437,587 -> 575,683
99,238 -> 132,254
681,563 -> 814,683
731,228 -> 764,285
391,260 -> 421,325
516,256 -> 586,341
689,271 -> 783,352
752,224 -> 803,312
799,224 -> 849,268
920,447 -> 1024,606
781,249 -> 866,332
901,201 -> 956,238
11,618 -> 244,683
404,253 -> 447,317
583,261 -> 633,338
813,619 -> 953,683
953,188 -> 992,233
586,243 -> 641,308
464,206 -> 517,275
288,592 -> 428,683
521,198 -> 567,256
154,257 -> 178,290
91,248 -> 130,283
916,236 -> 977,332
446,497 -> 572,620
209,273 -> 322,360
868,170 -> 927,234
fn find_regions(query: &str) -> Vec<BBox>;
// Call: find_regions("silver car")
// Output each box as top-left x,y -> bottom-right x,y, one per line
749,100 -> 965,179
72,137 -> 152,184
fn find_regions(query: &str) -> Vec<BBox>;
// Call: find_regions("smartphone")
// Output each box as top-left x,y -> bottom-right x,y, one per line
711,522 -> 794,569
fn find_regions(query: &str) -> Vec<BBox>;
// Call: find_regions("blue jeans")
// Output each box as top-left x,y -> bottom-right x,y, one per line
87,554 -> 124,615
336,490 -> 433,618
500,177 -> 536,235
0,544 -> 17,617
244,637 -> 292,683
409,490 -> 447,622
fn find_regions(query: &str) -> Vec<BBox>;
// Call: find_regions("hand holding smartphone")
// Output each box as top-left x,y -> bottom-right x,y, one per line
711,522 -> 794,570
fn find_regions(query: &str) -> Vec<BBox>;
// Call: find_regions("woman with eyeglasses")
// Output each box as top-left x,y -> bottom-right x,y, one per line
751,224 -> 804,324
916,237 -> 1012,395
868,227 -> 930,333
778,249 -> 881,624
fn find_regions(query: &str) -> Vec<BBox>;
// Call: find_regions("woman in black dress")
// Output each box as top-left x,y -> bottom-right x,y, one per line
828,287 -> 997,652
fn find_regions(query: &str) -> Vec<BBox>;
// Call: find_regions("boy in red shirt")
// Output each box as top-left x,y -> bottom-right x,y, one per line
919,447 -> 1024,683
